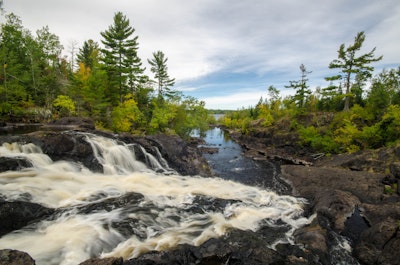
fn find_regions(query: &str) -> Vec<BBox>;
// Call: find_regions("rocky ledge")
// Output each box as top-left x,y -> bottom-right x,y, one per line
229,126 -> 400,265
0,117 -> 211,177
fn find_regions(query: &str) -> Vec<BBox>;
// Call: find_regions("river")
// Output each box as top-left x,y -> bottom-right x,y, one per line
0,129 -> 310,264
198,127 -> 288,191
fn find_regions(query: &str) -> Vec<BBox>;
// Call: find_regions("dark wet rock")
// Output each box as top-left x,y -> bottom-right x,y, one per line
198,146 -> 219,154
76,192 -> 145,214
118,133 -> 212,177
79,257 -> 123,265
75,192 -> 149,239
124,229 -> 293,265
229,128 -> 313,166
315,144 -> 400,174
0,201 -> 54,237
281,165 -> 385,204
78,229 -> 318,265
37,132 -> 103,172
0,249 -> 35,265
280,164 -> 400,265
48,116 -> 96,130
1,115 -> 211,177
354,218 -> 400,265
314,190 -> 361,232
0,157 -> 32,172
294,221 -> 328,260
0,131 -> 103,172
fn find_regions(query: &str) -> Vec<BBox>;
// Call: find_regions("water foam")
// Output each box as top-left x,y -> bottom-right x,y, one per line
0,134 -> 308,264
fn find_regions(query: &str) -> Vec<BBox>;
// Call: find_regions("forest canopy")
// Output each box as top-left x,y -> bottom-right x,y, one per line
0,12 -> 210,138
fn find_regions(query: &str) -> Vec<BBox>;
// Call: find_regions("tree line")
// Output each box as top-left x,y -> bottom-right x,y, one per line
0,11 -> 209,138
222,32 -> 400,153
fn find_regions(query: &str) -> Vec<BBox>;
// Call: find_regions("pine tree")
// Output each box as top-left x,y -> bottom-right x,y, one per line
147,50 -> 175,99
77,39 -> 100,69
285,64 -> 312,109
35,25 -> 65,107
100,12 -> 145,105
326,31 -> 382,111
0,13 -> 32,111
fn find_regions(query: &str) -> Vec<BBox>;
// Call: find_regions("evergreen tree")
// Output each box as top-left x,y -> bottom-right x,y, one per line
285,64 -> 311,109
326,31 -> 382,111
147,50 -> 175,99
366,67 -> 400,118
35,25 -> 65,107
0,13 -> 32,113
100,12 -> 145,105
77,39 -> 100,69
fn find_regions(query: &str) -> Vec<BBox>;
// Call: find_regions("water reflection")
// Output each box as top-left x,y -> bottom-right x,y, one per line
199,127 -> 278,189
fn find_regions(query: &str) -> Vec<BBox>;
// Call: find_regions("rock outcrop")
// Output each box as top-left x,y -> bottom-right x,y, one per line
0,201 -> 54,237
228,124 -> 400,265
0,249 -> 35,265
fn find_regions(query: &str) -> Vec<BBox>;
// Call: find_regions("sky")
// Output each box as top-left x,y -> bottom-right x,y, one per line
3,0 -> 400,109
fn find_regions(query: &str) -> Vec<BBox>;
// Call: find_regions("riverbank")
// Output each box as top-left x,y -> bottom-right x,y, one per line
227,126 -> 400,265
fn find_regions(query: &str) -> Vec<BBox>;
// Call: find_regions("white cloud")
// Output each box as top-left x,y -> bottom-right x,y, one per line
203,92 -> 264,110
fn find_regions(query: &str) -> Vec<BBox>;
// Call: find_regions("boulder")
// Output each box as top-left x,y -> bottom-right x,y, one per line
354,219 -> 400,265
79,257 -> 123,265
0,249 -> 35,265
0,201 -> 54,237
0,157 -> 32,172
294,222 -> 328,253
314,189 -> 360,232
118,133 -> 212,177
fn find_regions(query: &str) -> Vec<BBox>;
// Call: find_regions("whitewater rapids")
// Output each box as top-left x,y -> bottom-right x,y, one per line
0,133 -> 309,265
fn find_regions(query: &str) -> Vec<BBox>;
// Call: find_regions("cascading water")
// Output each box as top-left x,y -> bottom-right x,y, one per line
0,132 -> 310,265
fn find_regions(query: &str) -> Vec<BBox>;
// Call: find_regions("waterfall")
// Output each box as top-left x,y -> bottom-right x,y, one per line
0,133 -> 309,265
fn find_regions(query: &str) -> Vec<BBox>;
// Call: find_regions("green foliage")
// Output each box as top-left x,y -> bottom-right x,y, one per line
111,94 -> 144,133
285,64 -> 312,109
384,184 -> 397,195
378,105 -> 400,145
77,40 -> 100,69
221,108 -> 253,130
52,95 -> 76,117
298,125 -> 339,153
148,50 -> 175,99
101,11 -> 145,105
333,118 -> 361,153
256,104 -> 274,126
325,31 -> 383,111
149,100 -> 177,133
359,124 -> 383,149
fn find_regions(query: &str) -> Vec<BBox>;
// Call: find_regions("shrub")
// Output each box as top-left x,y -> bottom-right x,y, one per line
52,95 -> 76,117
379,105 -> 400,145
334,119 -> 362,153
298,125 -> 339,153
111,95 -> 145,133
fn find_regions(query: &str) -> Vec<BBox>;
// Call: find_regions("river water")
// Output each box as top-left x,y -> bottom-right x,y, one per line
198,127 -> 287,190
0,130 -> 310,264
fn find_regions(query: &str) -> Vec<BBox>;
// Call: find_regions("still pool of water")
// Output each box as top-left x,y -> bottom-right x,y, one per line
199,127 -> 279,188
